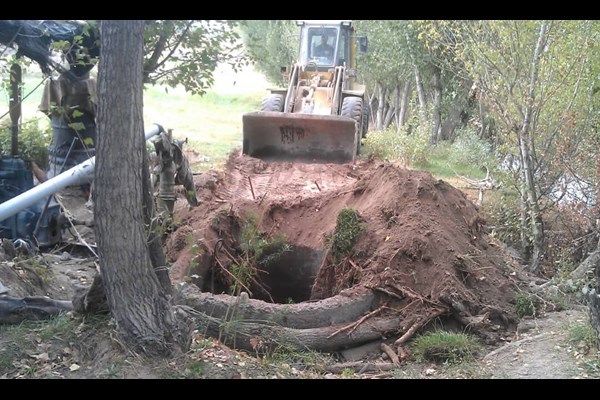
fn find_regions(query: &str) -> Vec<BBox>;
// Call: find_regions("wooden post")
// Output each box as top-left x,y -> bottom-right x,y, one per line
9,63 -> 22,156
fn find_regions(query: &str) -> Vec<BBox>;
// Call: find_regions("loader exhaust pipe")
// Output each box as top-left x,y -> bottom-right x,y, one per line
0,124 -> 164,223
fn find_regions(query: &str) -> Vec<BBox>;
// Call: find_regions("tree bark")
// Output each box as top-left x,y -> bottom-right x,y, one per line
376,83 -> 386,131
430,65 -> 442,144
191,307 -> 403,353
141,139 -> 173,295
383,86 -> 397,129
0,296 -> 72,324
414,68 -> 427,124
95,20 -> 188,356
397,80 -> 411,130
179,284 -> 375,329
519,21 -> 548,274
440,79 -> 473,141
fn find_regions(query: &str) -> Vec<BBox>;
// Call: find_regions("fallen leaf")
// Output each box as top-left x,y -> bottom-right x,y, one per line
69,363 -> 81,372
31,353 -> 50,362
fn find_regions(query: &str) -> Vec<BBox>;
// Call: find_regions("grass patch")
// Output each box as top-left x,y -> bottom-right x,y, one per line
328,208 -> 365,259
261,343 -> 334,374
515,293 -> 538,319
568,321 -> 598,352
1,67 -> 267,173
411,330 -> 480,364
0,313 -> 78,376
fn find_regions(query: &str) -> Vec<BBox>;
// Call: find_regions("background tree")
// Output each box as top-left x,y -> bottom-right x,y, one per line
238,20 -> 297,86
143,20 -> 248,95
95,20 -> 189,356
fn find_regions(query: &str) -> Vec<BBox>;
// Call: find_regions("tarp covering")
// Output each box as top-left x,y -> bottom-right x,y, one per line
0,20 -> 99,77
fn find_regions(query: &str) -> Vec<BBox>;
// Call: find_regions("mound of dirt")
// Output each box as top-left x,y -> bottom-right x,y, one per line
166,151 -> 521,350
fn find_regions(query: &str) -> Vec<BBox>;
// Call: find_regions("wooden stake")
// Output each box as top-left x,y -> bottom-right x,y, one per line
381,343 -> 400,366
248,176 -> 255,200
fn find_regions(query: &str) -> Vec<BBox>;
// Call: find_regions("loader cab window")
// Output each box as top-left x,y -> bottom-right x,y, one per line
308,28 -> 338,67
337,28 -> 350,68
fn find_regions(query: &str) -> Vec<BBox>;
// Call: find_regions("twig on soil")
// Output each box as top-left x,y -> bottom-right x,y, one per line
54,197 -> 98,258
213,256 -> 253,297
258,191 -> 269,206
397,345 -> 411,361
314,181 -> 321,192
327,303 -> 388,339
248,176 -> 256,200
394,307 -> 446,346
388,284 -> 445,309
381,343 -> 400,366
325,362 -> 397,374
327,165 -> 359,180
372,286 -> 404,301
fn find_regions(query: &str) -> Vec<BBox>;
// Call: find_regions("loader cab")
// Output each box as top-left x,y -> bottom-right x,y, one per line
298,21 -> 352,71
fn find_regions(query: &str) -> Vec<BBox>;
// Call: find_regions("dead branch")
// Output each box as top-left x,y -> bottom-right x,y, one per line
327,303 -> 387,339
213,256 -> 253,297
372,286 -> 404,301
397,345 -> 411,362
394,307 -> 446,346
248,176 -> 256,200
387,284 -> 446,309
381,343 -> 400,365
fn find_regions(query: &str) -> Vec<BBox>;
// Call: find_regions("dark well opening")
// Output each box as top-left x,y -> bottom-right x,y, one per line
200,245 -> 325,304
254,246 -> 325,303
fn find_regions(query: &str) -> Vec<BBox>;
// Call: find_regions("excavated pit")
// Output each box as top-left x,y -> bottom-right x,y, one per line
254,246 -> 325,303
166,151 -> 522,352
191,244 -> 326,304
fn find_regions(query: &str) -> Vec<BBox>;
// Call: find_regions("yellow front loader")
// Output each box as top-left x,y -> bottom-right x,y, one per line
243,20 -> 369,163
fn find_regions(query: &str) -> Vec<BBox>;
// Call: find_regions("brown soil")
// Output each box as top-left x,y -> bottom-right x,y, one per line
167,151 -> 521,346
2,152 -> 598,379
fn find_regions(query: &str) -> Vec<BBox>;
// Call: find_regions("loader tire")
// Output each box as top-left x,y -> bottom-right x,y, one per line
261,94 -> 285,112
361,102 -> 370,138
341,96 -> 363,155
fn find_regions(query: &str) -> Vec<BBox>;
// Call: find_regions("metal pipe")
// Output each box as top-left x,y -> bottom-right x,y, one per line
0,124 -> 164,223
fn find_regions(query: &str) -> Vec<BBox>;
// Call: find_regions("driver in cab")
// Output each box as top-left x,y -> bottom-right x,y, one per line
314,33 -> 334,64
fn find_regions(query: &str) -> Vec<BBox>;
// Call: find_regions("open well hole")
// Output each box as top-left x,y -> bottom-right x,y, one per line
254,245 -> 325,303
197,245 -> 325,304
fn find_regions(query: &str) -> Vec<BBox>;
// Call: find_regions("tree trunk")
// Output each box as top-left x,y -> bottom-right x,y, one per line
376,83 -> 386,131
383,86 -> 397,129
180,284 -> 375,329
414,68 -> 427,124
95,20 -> 188,356
402,23 -> 427,125
397,80 -> 411,130
430,65 -> 442,144
440,79 -> 473,142
141,140 -> 173,295
520,21 -> 548,274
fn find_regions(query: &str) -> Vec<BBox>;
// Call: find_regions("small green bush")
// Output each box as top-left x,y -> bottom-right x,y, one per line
328,208 -> 365,259
0,118 -> 51,168
515,293 -> 537,319
448,127 -> 494,167
411,330 -> 480,364
362,119 -> 430,166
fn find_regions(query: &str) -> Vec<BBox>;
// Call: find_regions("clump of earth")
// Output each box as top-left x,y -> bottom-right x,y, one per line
167,151 -> 523,349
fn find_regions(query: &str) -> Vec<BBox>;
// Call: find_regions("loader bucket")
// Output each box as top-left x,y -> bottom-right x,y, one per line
242,112 -> 358,163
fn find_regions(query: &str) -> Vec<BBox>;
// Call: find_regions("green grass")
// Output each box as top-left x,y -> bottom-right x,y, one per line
414,152 -> 486,179
568,321 -> 598,351
1,65 -> 268,172
0,313 -> 78,376
515,293 -> 537,319
411,330 -> 481,364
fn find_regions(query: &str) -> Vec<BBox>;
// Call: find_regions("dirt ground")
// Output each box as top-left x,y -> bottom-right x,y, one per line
1,150 -> 598,379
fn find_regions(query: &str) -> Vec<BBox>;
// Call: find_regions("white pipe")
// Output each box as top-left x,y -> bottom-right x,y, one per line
0,124 -> 163,223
